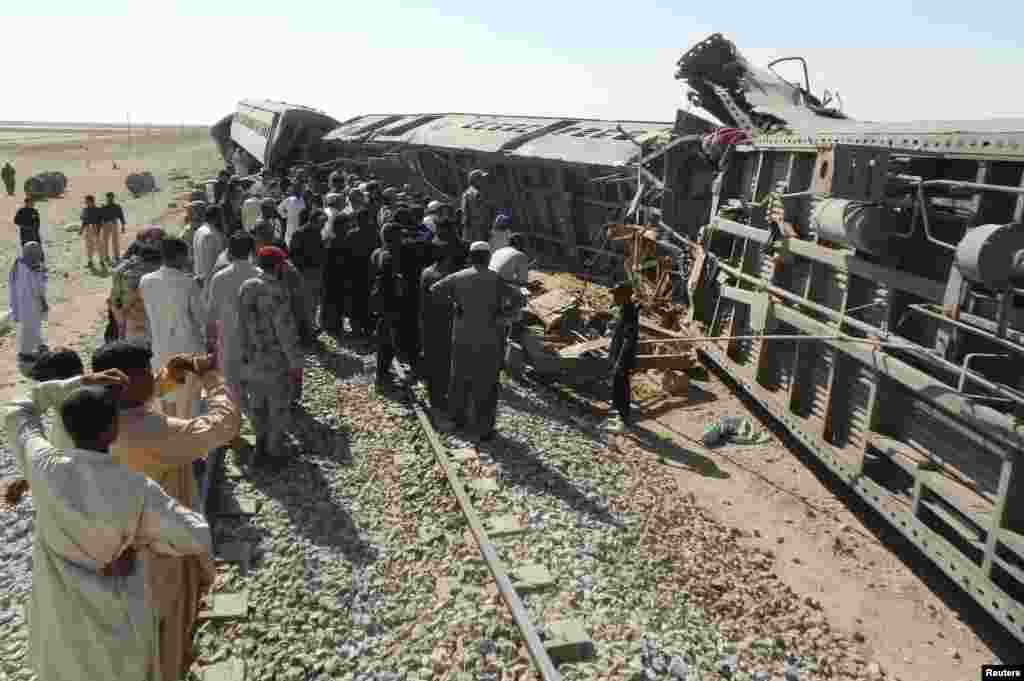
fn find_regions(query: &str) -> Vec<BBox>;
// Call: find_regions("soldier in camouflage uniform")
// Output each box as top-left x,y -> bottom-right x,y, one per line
237,246 -> 303,465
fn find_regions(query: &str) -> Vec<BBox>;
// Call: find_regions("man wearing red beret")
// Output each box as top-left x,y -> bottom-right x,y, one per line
237,245 -> 303,465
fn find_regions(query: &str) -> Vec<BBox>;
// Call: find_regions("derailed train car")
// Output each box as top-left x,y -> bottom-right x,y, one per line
213,104 -> 717,261
677,33 -> 1024,643
211,32 -> 1024,644
211,99 -> 340,175
317,111 -> 716,262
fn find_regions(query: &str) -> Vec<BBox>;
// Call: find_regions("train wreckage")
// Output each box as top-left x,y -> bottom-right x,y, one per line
211,33 -> 1024,645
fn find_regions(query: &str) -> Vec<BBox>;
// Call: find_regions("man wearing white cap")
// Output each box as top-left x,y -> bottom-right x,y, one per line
423,200 -> 450,235
460,169 -> 490,244
429,240 -> 517,440
241,186 -> 263,233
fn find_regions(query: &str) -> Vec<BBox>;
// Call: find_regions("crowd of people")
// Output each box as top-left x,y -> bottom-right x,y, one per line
1,159 -> 646,681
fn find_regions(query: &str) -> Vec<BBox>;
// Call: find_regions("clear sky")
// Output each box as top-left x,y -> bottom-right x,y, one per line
4,0 -> 1022,127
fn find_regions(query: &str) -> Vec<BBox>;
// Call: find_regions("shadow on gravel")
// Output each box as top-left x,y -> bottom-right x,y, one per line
499,378 -> 602,440
291,404 -> 353,466
707,358 -> 1024,664
622,423 -> 729,480
477,432 -> 625,528
245,453 -> 378,566
311,338 -> 370,379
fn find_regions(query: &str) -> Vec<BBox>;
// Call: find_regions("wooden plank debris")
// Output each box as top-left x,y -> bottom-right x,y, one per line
557,337 -> 610,358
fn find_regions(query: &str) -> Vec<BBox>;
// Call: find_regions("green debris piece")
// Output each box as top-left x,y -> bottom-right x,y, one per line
469,478 -> 500,494
483,514 -> 528,538
199,592 -> 249,622
509,564 -> 555,592
543,620 -> 595,664
200,657 -> 246,681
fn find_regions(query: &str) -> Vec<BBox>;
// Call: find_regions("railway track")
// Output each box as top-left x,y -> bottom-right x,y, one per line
190,343 -> 604,680
393,363 -> 578,681
182,334 -> 933,681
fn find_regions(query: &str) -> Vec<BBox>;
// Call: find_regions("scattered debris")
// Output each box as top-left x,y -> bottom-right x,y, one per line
701,416 -> 770,447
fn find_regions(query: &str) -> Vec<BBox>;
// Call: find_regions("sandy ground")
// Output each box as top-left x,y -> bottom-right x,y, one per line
610,370 -> 1018,681
0,126 -> 222,402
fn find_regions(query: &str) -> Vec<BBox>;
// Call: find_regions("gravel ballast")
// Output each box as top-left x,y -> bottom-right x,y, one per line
1,331 -> 889,681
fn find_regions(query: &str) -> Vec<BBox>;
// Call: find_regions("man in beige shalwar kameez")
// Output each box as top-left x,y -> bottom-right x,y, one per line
3,371 -> 214,681
91,340 -> 241,681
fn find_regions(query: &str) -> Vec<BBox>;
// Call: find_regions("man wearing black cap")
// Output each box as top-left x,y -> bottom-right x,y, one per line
343,189 -> 378,337
100,192 -> 127,265
607,281 -> 640,433
13,195 -> 40,255
369,223 -> 405,389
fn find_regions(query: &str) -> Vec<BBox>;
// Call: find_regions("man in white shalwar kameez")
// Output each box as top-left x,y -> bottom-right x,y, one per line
9,241 -> 48,363
139,237 -> 206,418
4,371 -> 213,681
277,186 -> 306,245
192,205 -> 228,289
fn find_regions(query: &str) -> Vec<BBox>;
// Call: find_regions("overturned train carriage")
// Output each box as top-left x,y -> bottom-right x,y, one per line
679,33 -> 1024,643
212,31 -> 1024,644
212,99 -> 340,175
316,111 -> 716,266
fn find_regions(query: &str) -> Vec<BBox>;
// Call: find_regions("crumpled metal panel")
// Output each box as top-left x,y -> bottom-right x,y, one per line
323,115 -> 406,142
677,34 -> 1024,156
509,119 -> 674,167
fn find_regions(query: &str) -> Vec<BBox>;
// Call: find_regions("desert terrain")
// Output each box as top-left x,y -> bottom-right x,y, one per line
0,124 -> 222,402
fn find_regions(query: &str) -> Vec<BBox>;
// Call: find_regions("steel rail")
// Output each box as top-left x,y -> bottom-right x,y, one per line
392,365 -> 562,681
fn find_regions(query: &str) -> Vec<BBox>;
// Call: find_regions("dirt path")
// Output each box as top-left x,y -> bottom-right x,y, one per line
620,371 -> 1015,681
0,127 -> 221,402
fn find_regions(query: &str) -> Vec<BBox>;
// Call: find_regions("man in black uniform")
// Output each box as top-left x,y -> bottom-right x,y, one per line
1,162 -> 14,196
100,192 -> 127,266
80,194 -> 105,270
369,222 -> 404,390
607,281 -> 640,433
13,196 -> 41,253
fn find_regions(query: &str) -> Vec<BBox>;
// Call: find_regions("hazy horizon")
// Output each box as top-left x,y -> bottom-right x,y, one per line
4,2 -> 1023,128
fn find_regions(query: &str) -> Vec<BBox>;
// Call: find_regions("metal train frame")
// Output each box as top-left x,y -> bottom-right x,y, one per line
212,33 -> 1024,645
